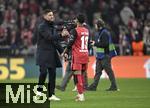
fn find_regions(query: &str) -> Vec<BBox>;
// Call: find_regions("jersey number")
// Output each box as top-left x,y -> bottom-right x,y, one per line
81,36 -> 88,50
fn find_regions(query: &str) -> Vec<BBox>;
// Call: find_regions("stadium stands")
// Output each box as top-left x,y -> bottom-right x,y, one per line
0,0 -> 150,56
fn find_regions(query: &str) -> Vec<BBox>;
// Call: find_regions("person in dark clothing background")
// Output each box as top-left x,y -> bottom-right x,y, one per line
34,9 -> 69,101
56,51 -> 77,92
87,18 -> 119,91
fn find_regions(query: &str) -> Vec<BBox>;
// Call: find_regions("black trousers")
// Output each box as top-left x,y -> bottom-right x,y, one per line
90,55 -> 117,89
38,65 -> 56,97
60,62 -> 73,89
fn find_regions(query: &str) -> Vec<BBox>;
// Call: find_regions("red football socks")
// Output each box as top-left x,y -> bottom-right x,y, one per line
76,74 -> 84,94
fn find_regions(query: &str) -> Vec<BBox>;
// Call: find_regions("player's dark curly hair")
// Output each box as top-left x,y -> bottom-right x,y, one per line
76,13 -> 85,24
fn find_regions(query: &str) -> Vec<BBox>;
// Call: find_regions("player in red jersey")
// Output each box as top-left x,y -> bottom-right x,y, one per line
63,13 -> 89,101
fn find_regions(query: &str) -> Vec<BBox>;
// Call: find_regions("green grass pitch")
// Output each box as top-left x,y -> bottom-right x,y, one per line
1,78 -> 150,108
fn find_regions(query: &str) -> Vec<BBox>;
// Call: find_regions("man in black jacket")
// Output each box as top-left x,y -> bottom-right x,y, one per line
34,9 -> 69,101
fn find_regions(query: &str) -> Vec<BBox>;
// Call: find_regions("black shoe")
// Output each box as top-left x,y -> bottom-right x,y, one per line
105,87 -> 120,91
86,86 -> 96,91
56,85 -> 65,91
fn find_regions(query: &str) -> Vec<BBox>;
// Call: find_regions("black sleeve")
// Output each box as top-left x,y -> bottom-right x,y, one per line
39,24 -> 62,41
32,26 -> 38,45
94,31 -> 109,48
53,41 -> 64,54
66,29 -> 77,50
53,31 -> 64,41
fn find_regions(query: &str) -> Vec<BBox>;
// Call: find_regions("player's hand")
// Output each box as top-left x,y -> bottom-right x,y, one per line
64,53 -> 68,61
61,52 -> 68,61
90,40 -> 95,46
61,48 -> 68,61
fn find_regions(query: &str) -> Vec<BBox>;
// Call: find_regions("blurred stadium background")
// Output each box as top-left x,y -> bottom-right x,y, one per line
0,0 -> 150,108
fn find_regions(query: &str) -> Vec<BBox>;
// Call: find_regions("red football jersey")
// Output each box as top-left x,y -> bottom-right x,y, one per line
72,26 -> 89,64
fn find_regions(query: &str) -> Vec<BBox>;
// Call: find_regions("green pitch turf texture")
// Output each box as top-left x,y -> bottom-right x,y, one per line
1,78 -> 150,108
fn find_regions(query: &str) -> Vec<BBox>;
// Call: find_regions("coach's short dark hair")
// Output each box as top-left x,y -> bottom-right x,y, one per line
77,13 -> 85,24
43,9 -> 53,15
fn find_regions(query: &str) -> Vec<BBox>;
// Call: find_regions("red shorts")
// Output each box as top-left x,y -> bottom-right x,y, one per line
72,63 -> 88,71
